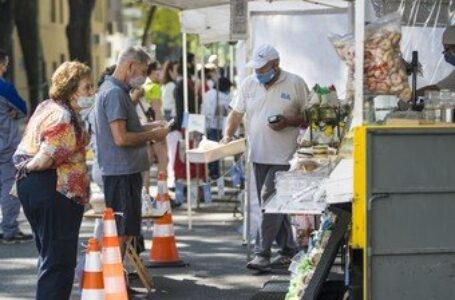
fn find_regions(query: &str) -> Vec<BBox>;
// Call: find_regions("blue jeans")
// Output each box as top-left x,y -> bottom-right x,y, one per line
18,169 -> 84,300
0,156 -> 20,238
207,128 -> 222,179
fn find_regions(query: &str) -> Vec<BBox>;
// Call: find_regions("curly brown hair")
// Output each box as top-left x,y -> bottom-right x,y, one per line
49,61 -> 91,103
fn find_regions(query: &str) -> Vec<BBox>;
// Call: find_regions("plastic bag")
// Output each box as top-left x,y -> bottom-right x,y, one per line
330,12 -> 412,100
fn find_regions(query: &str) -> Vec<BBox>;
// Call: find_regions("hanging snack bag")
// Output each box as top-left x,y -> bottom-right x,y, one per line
330,12 -> 412,101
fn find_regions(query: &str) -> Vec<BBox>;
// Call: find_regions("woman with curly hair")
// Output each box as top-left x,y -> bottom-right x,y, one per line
13,61 -> 94,300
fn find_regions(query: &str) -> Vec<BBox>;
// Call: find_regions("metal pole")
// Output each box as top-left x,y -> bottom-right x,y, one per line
195,41 -> 200,209
352,0 -> 365,127
201,45 -> 209,183
183,32 -> 192,230
245,151 -> 251,261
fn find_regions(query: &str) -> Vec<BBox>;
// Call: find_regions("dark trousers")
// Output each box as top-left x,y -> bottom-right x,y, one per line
17,169 -> 84,300
207,128 -> 222,179
253,163 -> 298,259
102,173 -> 142,236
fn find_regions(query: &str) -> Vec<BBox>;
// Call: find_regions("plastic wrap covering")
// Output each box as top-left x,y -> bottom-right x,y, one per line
371,0 -> 455,88
269,165 -> 330,214
286,212 -> 336,300
331,13 -> 412,100
371,0 -> 453,26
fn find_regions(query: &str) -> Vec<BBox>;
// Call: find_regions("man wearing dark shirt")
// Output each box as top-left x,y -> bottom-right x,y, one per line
0,50 -> 32,243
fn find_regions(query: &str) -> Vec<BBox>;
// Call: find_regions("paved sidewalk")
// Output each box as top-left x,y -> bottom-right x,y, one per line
0,203 -> 289,300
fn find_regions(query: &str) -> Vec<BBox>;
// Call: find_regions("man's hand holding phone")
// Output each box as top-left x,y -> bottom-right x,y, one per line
148,126 -> 169,142
144,119 -> 175,142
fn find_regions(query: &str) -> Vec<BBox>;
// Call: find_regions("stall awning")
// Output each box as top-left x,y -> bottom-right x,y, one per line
147,0 -> 230,10
147,0 -> 350,11
178,1 -> 350,44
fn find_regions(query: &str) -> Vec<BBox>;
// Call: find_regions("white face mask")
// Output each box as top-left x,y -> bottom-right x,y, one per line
77,96 -> 95,109
129,75 -> 146,88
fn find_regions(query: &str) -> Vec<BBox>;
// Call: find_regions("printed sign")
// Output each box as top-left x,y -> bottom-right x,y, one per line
230,0 -> 248,41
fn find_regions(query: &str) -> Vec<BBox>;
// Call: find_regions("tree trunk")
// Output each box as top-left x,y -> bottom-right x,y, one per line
66,0 -> 96,66
0,0 -> 15,81
14,0 -> 43,112
141,5 -> 157,47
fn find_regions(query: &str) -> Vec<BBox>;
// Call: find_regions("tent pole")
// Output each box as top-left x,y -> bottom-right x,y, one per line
353,0 -> 365,127
195,40 -> 200,209
183,32 -> 192,230
201,43 -> 209,183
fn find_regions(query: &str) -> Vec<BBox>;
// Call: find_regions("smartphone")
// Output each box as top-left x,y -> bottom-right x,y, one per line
268,115 -> 282,124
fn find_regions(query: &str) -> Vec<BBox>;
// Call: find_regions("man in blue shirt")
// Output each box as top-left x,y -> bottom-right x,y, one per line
94,47 -> 168,261
0,50 -> 32,243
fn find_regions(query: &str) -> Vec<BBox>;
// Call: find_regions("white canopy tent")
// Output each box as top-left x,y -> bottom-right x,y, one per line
147,0 -> 356,231
146,0 -> 358,261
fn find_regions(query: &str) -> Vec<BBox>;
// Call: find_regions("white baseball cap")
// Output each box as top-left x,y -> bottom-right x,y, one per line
247,44 -> 280,69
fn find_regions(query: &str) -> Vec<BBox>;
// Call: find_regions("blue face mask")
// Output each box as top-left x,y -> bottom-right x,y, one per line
256,68 -> 276,85
444,51 -> 455,66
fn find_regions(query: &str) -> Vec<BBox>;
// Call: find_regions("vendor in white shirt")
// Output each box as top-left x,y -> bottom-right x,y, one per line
201,77 -> 232,179
222,44 -> 309,272
419,25 -> 455,94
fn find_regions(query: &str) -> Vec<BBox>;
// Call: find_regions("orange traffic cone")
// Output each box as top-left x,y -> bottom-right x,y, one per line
149,172 -> 185,267
102,208 -> 128,300
81,238 -> 104,300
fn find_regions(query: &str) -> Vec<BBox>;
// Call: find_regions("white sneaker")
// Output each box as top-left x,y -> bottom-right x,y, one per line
246,256 -> 271,272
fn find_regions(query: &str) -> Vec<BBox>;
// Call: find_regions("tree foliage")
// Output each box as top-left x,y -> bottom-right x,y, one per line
125,2 -> 198,62
66,0 -> 96,66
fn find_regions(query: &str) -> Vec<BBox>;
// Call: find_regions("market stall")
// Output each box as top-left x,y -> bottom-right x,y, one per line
257,0 -> 455,299
146,1 -> 455,299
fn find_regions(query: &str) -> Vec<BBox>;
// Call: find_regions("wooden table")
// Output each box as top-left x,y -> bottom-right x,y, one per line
84,208 -> 167,293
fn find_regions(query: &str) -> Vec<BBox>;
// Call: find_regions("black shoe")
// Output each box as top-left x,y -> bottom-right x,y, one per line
2,231 -> 33,244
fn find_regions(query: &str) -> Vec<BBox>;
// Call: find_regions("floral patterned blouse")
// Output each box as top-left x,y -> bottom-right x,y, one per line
13,100 -> 90,204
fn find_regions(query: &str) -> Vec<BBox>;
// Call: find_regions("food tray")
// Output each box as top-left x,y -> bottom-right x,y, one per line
186,138 -> 246,163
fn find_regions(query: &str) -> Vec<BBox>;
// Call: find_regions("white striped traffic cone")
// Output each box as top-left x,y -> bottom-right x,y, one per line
148,172 -> 185,267
81,238 -> 104,300
102,208 -> 128,300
